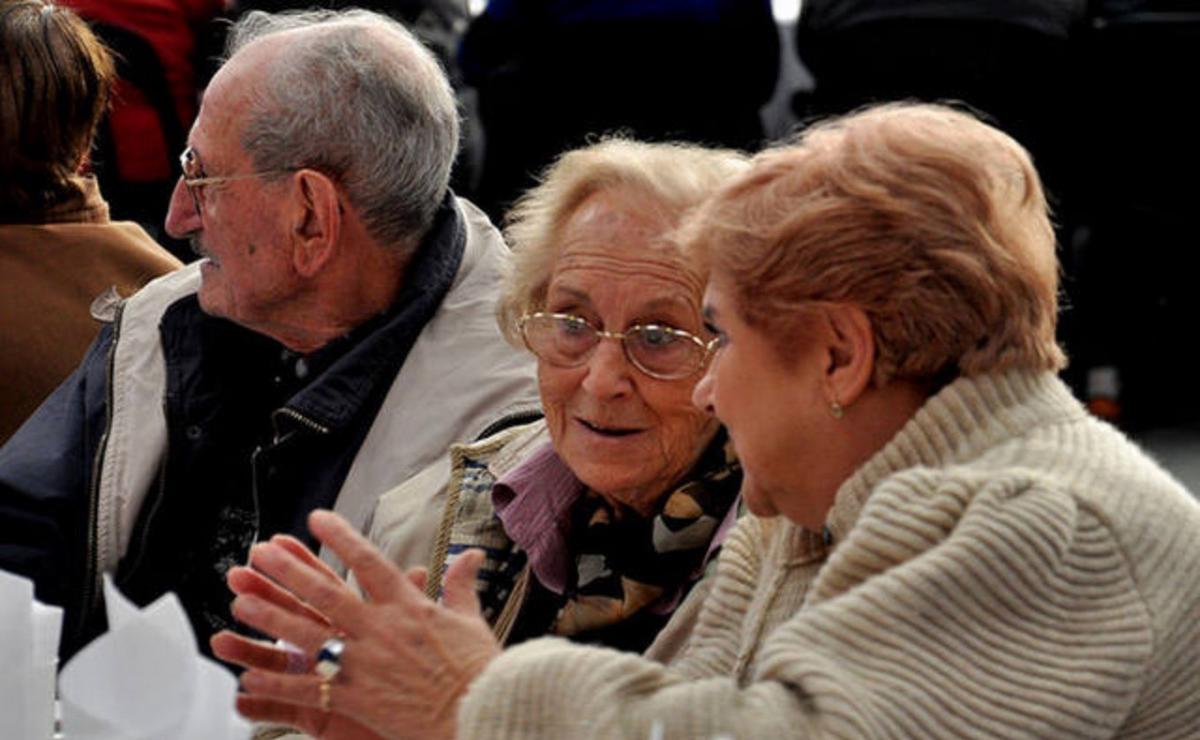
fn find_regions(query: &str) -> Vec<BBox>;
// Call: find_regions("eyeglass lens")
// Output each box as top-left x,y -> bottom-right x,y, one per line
179,148 -> 204,214
522,314 -> 704,379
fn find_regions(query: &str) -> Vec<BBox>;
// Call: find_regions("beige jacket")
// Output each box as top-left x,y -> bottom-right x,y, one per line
88,197 -> 539,581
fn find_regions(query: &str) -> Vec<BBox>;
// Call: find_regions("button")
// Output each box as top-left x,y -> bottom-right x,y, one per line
185,425 -> 202,441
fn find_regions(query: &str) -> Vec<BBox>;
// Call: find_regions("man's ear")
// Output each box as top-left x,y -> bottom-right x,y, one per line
290,169 -> 341,278
820,304 -> 875,408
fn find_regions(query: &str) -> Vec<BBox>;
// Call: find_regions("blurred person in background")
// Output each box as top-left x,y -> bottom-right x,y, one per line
61,0 -> 229,257
458,0 -> 778,222
0,0 -> 181,445
791,0 -> 1089,403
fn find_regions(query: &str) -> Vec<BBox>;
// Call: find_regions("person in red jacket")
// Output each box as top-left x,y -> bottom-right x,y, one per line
61,0 -> 228,254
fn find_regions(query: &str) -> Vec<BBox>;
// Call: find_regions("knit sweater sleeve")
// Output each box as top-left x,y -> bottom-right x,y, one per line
455,469 -> 1154,739
658,514 -> 766,677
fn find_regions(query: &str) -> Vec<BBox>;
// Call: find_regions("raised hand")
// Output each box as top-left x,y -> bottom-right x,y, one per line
218,510 -> 500,740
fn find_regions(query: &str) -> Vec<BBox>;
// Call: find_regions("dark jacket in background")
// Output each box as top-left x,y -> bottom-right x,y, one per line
459,0 -> 779,222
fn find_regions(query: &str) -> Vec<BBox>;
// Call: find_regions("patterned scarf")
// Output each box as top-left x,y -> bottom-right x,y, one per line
551,430 -> 740,637
438,429 -> 741,647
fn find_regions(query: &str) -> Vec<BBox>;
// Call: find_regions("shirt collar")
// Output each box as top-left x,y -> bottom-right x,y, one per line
492,441 -> 583,593
491,430 -> 742,597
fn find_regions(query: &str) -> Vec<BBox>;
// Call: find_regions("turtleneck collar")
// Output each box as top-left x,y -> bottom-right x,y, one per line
773,370 -> 1086,553
826,369 -> 1085,542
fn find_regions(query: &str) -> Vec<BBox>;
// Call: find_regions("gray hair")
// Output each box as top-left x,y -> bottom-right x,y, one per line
497,138 -> 750,347
225,9 -> 460,250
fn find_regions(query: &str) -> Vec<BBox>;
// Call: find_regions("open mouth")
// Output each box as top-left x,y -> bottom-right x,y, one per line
578,419 -> 642,437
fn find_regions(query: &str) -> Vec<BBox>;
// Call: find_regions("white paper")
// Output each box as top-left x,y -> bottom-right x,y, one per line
0,569 -> 62,739
32,602 -> 63,740
58,576 -> 251,740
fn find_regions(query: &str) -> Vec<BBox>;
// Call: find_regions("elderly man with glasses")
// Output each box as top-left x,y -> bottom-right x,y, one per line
0,8 -> 537,661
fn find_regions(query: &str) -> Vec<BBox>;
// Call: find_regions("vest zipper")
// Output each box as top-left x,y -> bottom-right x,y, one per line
77,302 -> 125,647
114,454 -> 171,581
248,407 -> 330,544
273,407 -> 330,436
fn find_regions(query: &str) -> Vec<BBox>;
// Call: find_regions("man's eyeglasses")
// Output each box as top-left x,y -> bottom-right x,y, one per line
178,146 -> 293,216
517,312 -> 719,380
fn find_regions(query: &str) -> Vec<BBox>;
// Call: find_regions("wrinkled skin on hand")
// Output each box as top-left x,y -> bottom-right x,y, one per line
212,510 -> 501,740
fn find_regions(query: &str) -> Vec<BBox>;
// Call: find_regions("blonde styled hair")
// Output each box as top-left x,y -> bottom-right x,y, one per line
497,138 -> 749,345
684,102 -> 1065,386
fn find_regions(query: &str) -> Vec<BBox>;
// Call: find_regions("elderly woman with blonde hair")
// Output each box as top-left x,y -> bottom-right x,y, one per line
220,103 -> 1199,739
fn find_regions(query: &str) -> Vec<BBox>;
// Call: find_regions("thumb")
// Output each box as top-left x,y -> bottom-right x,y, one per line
405,565 -> 429,594
442,549 -> 485,616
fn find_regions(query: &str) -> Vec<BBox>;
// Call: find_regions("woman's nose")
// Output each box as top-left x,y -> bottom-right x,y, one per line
692,361 -> 716,413
580,338 -> 634,398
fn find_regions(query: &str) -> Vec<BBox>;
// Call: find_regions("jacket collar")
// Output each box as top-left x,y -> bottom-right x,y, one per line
280,193 -> 467,432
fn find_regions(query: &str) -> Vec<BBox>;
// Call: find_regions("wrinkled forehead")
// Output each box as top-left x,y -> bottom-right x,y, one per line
551,190 -> 706,298
191,39 -> 283,160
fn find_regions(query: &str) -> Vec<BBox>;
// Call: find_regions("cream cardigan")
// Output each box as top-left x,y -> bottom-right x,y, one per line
457,370 -> 1200,738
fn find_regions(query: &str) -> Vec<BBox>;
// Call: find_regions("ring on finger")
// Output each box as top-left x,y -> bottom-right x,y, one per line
314,636 -> 345,680
319,678 -> 333,713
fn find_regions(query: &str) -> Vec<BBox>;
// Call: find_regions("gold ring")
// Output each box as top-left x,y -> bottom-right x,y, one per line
319,678 -> 332,713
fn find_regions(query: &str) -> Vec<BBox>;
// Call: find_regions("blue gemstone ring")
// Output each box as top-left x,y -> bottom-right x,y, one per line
314,637 -> 345,679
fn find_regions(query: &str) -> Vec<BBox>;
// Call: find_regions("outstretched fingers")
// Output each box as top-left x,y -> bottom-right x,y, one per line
231,590 -> 334,655
210,630 -> 308,674
235,694 -> 325,735
404,565 -> 429,593
270,533 -> 345,585
246,539 -> 372,638
308,510 -> 415,606
235,694 -> 385,740
228,564 -> 332,628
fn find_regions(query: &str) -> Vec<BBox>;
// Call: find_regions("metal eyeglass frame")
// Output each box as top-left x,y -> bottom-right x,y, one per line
178,146 -> 294,216
517,311 -> 720,380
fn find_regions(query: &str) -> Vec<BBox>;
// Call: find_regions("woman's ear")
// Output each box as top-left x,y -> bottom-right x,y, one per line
290,169 -> 341,278
820,304 -> 875,408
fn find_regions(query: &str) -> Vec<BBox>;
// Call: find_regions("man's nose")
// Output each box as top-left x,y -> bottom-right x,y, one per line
164,178 -> 201,239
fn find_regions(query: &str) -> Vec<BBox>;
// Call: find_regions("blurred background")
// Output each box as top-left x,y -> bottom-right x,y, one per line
63,0 -> 1200,490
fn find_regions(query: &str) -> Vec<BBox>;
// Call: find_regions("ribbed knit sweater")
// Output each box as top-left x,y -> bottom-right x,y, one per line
457,370 -> 1200,738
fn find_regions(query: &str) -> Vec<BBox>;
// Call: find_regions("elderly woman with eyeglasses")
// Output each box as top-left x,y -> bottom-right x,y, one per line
361,138 -> 746,655
212,138 -> 747,734
216,103 -> 1200,739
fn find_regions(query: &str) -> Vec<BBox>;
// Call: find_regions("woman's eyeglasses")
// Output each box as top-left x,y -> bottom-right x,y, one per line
518,312 -> 719,380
